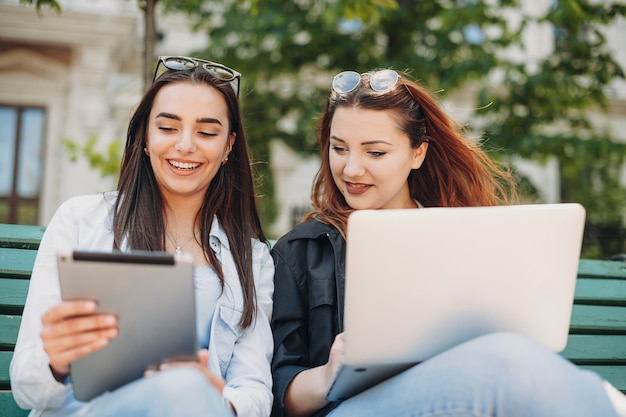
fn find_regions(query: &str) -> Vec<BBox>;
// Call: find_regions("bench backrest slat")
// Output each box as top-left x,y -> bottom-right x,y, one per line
0,279 -> 29,316
0,249 -> 38,279
578,259 -> 626,279
563,334 -> 626,362
569,305 -> 626,333
0,225 -> 45,250
574,278 -> 626,305
0,315 -> 21,350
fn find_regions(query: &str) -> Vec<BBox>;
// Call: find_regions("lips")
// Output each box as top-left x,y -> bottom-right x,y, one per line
168,160 -> 200,170
345,181 -> 372,195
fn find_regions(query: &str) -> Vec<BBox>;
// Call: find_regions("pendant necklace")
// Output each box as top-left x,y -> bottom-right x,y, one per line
166,230 -> 199,254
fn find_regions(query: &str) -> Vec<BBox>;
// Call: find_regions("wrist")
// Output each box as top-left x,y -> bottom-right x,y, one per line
49,364 -> 69,383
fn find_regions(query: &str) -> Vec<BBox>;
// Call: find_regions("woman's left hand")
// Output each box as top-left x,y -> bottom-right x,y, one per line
144,349 -> 226,393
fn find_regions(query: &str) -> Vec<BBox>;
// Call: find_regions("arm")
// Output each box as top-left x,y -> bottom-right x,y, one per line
271,236 -> 342,417
9,199 -> 78,408
10,195 -> 117,410
283,334 -> 344,417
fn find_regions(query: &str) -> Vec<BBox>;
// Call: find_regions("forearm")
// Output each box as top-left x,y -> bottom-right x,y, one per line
284,366 -> 331,417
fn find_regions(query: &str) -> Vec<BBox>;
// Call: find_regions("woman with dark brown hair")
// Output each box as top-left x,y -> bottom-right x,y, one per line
11,57 -> 274,417
270,69 -> 625,417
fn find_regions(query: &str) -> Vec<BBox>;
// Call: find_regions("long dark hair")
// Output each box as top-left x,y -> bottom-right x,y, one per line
308,69 -> 516,237
113,65 -> 265,329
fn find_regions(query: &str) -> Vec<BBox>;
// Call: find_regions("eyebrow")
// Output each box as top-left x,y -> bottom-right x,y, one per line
155,112 -> 223,126
330,135 -> 392,146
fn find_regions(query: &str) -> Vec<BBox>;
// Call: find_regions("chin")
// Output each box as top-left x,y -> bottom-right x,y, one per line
344,199 -> 375,211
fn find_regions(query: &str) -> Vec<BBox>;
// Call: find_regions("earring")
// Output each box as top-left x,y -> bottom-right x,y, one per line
221,157 -> 228,166
144,147 -> 150,156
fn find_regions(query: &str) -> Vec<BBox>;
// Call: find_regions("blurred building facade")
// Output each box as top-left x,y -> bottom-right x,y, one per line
0,0 -> 207,226
0,0 -> 625,239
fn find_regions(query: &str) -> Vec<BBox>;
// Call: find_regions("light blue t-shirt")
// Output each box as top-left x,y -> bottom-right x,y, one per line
194,266 -> 221,349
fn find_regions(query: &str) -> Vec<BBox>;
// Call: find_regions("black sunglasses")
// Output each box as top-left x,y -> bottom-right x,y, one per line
153,56 -> 242,97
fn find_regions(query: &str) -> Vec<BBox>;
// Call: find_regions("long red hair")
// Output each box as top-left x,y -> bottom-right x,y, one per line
307,70 -> 516,237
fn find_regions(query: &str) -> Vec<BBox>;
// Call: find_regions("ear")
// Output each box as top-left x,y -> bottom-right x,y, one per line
410,141 -> 429,170
225,132 -> 236,156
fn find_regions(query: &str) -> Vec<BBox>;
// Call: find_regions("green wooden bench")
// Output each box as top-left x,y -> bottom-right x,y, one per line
561,259 -> 626,392
0,223 -> 624,416
0,223 -> 45,417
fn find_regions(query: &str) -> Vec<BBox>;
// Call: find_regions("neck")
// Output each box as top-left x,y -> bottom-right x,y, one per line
162,194 -> 204,244
163,191 -> 204,219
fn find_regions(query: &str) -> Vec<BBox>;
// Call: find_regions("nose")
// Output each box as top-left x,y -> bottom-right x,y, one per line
343,152 -> 365,177
174,129 -> 196,153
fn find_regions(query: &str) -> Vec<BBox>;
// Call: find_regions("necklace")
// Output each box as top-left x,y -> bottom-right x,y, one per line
165,230 -> 199,254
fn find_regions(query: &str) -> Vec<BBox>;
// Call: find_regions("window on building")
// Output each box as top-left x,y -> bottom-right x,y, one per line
0,105 -> 46,225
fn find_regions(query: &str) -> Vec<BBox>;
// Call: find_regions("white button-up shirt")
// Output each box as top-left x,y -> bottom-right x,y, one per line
10,192 -> 274,417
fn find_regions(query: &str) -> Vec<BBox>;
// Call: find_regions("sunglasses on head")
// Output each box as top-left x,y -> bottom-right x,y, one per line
332,69 -> 402,94
153,56 -> 242,97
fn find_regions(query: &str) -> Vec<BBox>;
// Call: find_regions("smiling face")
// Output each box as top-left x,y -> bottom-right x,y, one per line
145,81 -> 234,204
329,106 -> 428,210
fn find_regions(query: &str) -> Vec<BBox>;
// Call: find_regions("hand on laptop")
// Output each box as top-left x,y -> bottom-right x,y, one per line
324,333 -> 345,385
284,333 -> 346,416
40,300 -> 118,381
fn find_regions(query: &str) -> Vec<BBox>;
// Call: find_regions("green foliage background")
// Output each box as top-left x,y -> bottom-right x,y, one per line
29,0 -> 626,257
167,0 -> 626,257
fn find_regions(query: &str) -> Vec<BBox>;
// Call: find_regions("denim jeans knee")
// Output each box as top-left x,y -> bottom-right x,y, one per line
74,367 -> 232,417
329,332 -> 619,417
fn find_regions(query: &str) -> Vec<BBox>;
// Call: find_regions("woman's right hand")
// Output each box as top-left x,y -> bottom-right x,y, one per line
40,300 -> 118,380
323,333 -> 345,388
284,333 -> 345,417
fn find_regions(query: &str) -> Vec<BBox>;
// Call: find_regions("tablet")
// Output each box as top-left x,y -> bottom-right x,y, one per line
57,250 -> 198,402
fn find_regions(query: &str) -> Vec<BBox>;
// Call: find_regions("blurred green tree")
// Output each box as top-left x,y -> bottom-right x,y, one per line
172,0 -> 626,256
26,0 -> 626,256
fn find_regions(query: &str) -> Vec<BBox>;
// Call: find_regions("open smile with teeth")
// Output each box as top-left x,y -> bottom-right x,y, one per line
345,181 -> 372,195
169,160 -> 200,170
346,182 -> 369,189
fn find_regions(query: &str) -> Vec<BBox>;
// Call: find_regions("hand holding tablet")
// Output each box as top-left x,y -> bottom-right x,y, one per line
40,299 -> 119,381
57,250 -> 198,401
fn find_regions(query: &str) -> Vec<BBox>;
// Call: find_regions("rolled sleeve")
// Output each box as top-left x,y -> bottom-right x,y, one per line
10,194 -> 116,411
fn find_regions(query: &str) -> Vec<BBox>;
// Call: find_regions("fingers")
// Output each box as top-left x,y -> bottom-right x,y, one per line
325,332 -> 345,384
144,365 -> 159,378
40,301 -> 118,376
144,356 -> 226,394
197,349 -> 209,367
42,330 -> 118,377
329,332 -> 345,358
41,300 -> 97,325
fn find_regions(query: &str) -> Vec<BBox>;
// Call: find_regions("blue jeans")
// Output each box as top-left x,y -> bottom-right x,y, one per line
58,367 -> 234,417
329,332 -> 618,417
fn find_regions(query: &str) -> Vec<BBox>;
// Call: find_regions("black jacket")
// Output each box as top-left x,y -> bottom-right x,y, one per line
270,219 -> 346,417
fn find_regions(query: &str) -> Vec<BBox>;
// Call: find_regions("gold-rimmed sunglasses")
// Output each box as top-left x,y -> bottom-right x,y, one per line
153,56 -> 242,97
332,69 -> 402,94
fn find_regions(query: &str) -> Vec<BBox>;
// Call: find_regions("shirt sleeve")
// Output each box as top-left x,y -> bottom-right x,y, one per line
269,238 -> 311,417
9,199 -> 79,409
10,194 -> 115,411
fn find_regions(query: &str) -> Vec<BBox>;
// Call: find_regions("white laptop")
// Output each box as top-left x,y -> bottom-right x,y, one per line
325,203 -> 586,401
